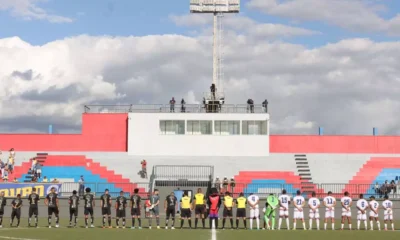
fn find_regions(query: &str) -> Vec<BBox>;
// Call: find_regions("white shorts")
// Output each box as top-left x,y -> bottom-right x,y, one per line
342,209 -> 351,217
357,211 -> 367,220
384,210 -> 393,220
369,211 -> 378,218
325,209 -> 335,218
309,210 -> 320,219
279,208 -> 289,217
250,208 -> 259,218
294,211 -> 304,219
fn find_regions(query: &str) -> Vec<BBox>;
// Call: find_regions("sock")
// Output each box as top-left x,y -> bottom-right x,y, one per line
172,218 -> 175,227
132,218 -> 135,227
35,215 -> 38,226
349,224 -> 352,230
85,218 -> 88,226
102,217 -> 106,226
149,218 -> 152,227
256,218 -> 260,229
332,223 -> 334,230
357,220 -> 360,229
391,223 -> 394,230
48,216 -> 52,225
324,223 -> 327,230
264,216 -> 270,229
0,216 -> 3,225
215,218 -> 219,229
250,219 -> 253,229
316,220 -> 319,229
278,218 -> 282,229
116,219 -> 119,226
286,218 -> 290,229
223,219 -> 226,228
70,215 -> 73,223
377,221 -> 380,230
17,218 -> 20,226
385,223 -> 387,229
202,219 -> 205,228
138,218 -> 142,227
180,219 -> 184,228
123,218 -> 126,227
370,220 -> 373,229
244,219 -> 247,228
236,219 -> 239,228
91,217 -> 94,224
309,219 -> 313,229
341,223 -> 344,229
195,218 -> 198,228
271,218 -> 275,229
166,219 -> 169,227
75,217 -> 77,225
364,221 -> 367,229
188,219 -> 192,228
29,218 -> 31,225
156,217 -> 160,226
293,221 -> 296,230
302,222 -> 306,230
230,219 -> 233,228
56,216 -> 59,224
108,217 -> 111,226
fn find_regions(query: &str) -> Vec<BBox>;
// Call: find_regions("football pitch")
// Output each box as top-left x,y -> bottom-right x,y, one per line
0,218 -> 398,240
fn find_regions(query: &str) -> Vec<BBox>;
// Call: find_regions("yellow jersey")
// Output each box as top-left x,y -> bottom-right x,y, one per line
194,193 -> 205,205
224,196 -> 233,208
181,196 -> 192,209
236,197 -> 247,209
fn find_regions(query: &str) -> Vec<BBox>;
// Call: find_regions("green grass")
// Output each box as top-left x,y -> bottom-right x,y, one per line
0,218 -> 398,240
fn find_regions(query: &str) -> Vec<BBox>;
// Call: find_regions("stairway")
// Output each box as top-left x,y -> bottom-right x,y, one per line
294,154 -> 315,195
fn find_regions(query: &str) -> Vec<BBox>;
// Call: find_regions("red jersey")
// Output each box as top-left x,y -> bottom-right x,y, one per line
208,194 -> 221,211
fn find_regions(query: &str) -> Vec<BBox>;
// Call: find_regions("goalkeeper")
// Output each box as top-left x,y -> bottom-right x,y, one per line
264,193 -> 279,230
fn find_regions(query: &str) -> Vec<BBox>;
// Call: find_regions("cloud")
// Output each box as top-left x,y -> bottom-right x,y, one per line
2,34 -> 400,135
169,14 -> 320,38
247,0 -> 400,35
0,0 -> 73,23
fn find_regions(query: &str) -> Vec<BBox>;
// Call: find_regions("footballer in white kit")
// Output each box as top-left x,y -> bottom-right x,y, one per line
308,192 -> 320,230
292,190 -> 306,230
247,193 -> 260,230
382,195 -> 394,231
278,189 -> 291,230
356,194 -> 368,230
340,191 -> 352,230
323,191 -> 336,230
368,196 -> 380,230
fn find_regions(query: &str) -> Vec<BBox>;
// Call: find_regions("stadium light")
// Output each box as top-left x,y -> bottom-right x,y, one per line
190,0 -> 240,95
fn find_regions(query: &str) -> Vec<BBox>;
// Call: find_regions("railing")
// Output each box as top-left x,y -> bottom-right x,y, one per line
83,104 -> 268,114
154,165 -> 214,181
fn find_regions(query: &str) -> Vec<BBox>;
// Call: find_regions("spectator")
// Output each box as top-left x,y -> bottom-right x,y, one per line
0,159 -> 4,179
230,177 -> 236,194
140,160 -> 147,179
7,157 -> 14,174
374,182 -> 380,195
247,99 -> 254,113
223,177 -> 229,192
36,163 -> 42,179
42,176 -> 48,182
380,183 -> 387,198
79,176 -> 85,196
31,175 -> 38,183
51,178 -> 59,183
181,98 -> 186,113
390,180 -> 396,195
215,177 -> 221,192
262,99 -> 268,113
2,170 -> 8,182
169,97 -> 176,112
13,178 -> 18,183
9,148 -> 15,158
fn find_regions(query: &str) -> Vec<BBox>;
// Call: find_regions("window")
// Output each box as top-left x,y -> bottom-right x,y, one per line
187,121 -> 212,135
242,121 -> 268,135
214,121 -> 240,135
159,120 -> 185,135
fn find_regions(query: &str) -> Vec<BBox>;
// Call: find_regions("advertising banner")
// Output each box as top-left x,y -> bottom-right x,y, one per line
0,183 -> 62,197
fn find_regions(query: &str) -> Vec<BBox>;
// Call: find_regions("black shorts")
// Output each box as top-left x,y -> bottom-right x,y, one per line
166,207 -> 175,218
116,210 -> 126,218
29,206 -> 38,216
181,209 -> 191,218
48,207 -> 59,216
131,208 -> 141,216
236,208 -> 246,218
195,205 -> 205,215
102,207 -> 111,215
11,209 -> 21,219
70,208 -> 78,216
84,207 -> 94,216
223,208 -> 233,217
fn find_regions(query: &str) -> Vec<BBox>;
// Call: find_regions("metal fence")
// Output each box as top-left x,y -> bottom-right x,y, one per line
153,165 -> 214,181
59,182 -> 150,198
84,104 -> 268,114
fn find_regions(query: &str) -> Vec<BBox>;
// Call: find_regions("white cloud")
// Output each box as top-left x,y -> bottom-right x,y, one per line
0,0 -> 73,23
2,34 -> 400,135
247,0 -> 400,35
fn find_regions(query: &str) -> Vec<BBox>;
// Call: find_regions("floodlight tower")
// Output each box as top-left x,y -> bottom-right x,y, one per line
190,0 -> 240,101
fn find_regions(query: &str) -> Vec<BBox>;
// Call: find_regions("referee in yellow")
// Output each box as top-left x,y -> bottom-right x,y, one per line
235,192 -> 247,229
180,191 -> 192,229
193,188 -> 206,229
222,191 -> 235,229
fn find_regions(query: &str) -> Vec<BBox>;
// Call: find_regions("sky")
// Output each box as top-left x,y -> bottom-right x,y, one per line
1,0 -> 400,135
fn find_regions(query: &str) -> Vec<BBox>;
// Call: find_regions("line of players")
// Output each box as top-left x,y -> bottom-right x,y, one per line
0,187 -> 395,231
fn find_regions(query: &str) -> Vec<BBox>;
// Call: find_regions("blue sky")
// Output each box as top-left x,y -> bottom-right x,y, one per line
1,0 -> 400,48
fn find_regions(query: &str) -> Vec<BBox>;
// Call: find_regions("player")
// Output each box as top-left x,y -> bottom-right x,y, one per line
100,189 -> 112,228
68,190 -> 80,227
180,191 -> 192,229
164,192 -> 177,229
340,191 -> 352,230
222,192 -> 234,229
45,187 -> 59,228
28,188 -> 39,228
235,192 -> 247,229
149,189 -> 161,229
130,188 -> 142,229
323,191 -> 336,230
0,192 -> 7,228
193,188 -> 206,229
308,192 -> 320,230
264,193 -> 279,230
292,190 -> 306,230
10,194 -> 22,227
83,188 -> 95,228
208,188 -> 221,229
115,191 -> 127,228
278,189 -> 291,230
368,196 -> 380,230
356,194 -> 368,230
247,193 -> 260,230
382,195 -> 394,231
